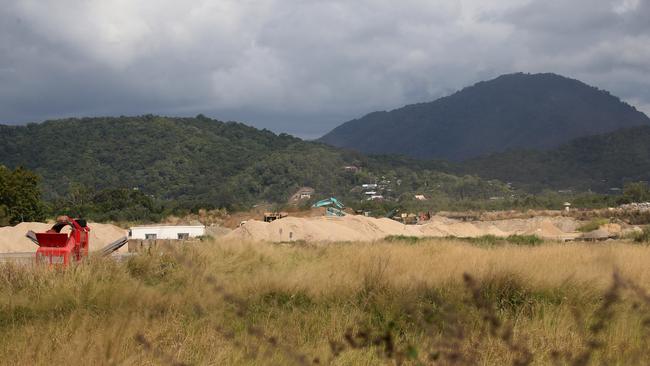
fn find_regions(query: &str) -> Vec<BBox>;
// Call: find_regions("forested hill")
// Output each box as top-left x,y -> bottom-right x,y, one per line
319,73 -> 650,161
0,115 -> 510,211
458,125 -> 650,192
0,115 -> 359,208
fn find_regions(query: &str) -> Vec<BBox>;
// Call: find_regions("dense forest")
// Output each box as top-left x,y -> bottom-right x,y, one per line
459,125 -> 650,192
0,116 -> 512,221
320,73 -> 649,160
3,113 -> 650,223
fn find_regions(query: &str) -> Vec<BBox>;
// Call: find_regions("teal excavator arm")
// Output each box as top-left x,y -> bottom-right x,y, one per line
312,197 -> 345,216
313,197 -> 344,209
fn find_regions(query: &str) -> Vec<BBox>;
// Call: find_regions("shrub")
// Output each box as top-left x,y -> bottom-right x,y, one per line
465,234 -> 542,247
578,218 -> 609,232
467,235 -> 501,246
506,235 -> 543,246
633,226 -> 650,243
384,235 -> 422,244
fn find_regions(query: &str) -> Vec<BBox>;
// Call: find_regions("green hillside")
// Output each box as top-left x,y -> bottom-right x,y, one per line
0,115 -> 351,208
458,125 -> 650,192
0,116 -> 510,217
320,73 -> 649,161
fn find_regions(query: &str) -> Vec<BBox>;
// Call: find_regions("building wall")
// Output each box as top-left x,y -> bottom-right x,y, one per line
129,226 -> 205,240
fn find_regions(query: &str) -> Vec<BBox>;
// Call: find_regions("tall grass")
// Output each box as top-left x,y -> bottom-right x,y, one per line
1,238 -> 650,365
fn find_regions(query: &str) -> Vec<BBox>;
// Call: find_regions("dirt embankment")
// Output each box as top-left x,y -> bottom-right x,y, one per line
0,222 -> 128,253
224,215 -> 584,243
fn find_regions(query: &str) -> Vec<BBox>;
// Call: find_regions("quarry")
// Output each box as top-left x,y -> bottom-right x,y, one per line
0,206 -> 642,259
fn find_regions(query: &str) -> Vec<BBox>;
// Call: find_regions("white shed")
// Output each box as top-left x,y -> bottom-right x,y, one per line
128,225 -> 205,240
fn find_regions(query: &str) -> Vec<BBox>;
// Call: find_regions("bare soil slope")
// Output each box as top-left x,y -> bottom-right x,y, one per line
224,215 -> 582,243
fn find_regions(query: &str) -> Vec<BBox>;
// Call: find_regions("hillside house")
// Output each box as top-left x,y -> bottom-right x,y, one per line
290,187 -> 315,203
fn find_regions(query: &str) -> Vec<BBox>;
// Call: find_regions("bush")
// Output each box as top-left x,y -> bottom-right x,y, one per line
578,218 -> 609,232
506,235 -> 543,246
384,235 -> 422,244
467,235 -> 501,246
465,234 -> 542,247
633,226 -> 650,243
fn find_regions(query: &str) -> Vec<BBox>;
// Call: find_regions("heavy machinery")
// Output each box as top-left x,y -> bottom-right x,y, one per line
263,211 -> 288,222
312,197 -> 346,216
26,216 -> 127,266
386,209 -> 431,225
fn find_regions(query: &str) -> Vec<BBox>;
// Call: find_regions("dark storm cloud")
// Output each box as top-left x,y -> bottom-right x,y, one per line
0,0 -> 649,137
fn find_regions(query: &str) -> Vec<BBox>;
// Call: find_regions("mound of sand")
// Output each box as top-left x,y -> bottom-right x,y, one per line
486,217 -> 580,240
0,222 -> 128,254
228,216 -> 423,242
223,215 -> 579,243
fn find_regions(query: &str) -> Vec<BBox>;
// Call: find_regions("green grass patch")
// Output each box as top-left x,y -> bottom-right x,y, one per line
464,234 -> 543,247
578,218 -> 609,232
384,235 -> 423,244
505,234 -> 543,246
466,234 -> 502,246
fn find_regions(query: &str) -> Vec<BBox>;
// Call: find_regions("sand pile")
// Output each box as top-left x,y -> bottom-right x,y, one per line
224,215 -> 579,243
0,222 -> 51,252
486,217 -> 580,240
229,216 -> 423,242
472,221 -> 511,237
88,223 -> 129,253
523,219 -> 570,239
0,222 -> 128,254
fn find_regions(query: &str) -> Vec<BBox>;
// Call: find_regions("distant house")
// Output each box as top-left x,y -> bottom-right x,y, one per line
362,183 -> 378,189
414,194 -> 427,201
129,225 -> 205,240
369,195 -> 384,201
343,165 -> 361,173
289,187 -> 315,203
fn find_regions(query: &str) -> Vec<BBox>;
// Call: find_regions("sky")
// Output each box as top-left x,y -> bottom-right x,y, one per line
1,0 -> 649,139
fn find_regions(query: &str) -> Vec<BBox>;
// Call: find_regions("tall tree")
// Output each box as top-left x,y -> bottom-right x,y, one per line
621,182 -> 650,203
0,165 -> 46,225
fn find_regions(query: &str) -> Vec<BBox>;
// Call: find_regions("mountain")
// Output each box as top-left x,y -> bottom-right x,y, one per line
0,115 -> 509,211
457,125 -> 650,192
319,73 -> 650,161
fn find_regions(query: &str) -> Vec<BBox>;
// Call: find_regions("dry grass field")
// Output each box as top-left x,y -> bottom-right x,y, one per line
1,238 -> 650,365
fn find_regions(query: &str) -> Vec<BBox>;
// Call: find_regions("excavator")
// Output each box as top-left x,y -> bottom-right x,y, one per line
386,208 -> 431,225
25,216 -> 127,266
312,197 -> 346,216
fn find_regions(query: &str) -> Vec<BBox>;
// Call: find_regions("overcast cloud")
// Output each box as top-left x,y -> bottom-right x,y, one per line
1,0 -> 649,138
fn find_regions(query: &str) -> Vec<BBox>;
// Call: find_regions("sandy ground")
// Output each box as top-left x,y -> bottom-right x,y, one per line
223,215 -> 589,243
0,222 -> 128,254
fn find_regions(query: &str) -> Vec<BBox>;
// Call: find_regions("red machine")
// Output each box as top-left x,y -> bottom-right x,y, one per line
32,216 -> 90,266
